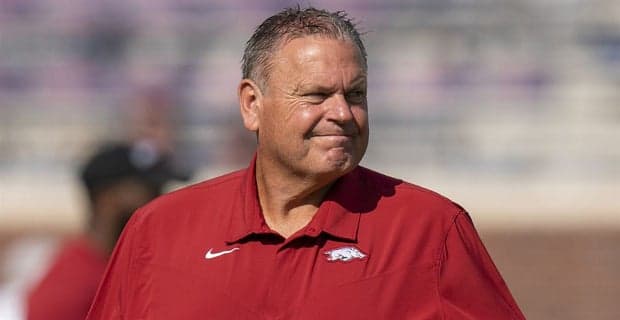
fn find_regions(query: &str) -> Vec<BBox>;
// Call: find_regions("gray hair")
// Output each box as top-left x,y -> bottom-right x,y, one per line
242,6 -> 367,90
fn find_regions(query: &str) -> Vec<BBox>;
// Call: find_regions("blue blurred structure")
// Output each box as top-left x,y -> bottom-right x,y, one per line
1,0 -> 618,181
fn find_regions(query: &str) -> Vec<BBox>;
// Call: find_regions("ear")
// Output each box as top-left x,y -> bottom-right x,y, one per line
238,79 -> 262,132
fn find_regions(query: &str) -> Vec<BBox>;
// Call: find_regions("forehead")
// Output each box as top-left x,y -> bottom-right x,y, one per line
269,36 -> 365,83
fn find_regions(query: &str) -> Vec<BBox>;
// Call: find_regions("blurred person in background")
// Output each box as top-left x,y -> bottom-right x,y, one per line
26,141 -> 188,320
87,7 -> 524,319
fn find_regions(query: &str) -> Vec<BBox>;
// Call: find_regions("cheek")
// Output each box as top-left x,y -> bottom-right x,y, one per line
299,108 -> 315,122
293,107 -> 323,132
352,108 -> 369,130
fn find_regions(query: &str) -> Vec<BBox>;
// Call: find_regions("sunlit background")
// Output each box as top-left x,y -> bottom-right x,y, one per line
1,1 -> 619,319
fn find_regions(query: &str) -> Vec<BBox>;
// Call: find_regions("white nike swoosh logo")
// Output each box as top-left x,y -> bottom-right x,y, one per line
205,247 -> 240,259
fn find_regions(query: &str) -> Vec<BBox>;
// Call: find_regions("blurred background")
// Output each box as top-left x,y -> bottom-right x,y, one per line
0,0 -> 618,319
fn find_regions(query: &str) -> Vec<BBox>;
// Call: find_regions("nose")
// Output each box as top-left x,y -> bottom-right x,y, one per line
325,94 -> 354,123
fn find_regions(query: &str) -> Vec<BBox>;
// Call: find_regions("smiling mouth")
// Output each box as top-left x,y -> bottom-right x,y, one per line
314,134 -> 352,137
311,135 -> 354,144
312,133 -> 354,138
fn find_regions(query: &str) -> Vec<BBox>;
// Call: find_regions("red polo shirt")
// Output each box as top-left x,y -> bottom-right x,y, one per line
27,237 -> 108,320
87,158 -> 525,319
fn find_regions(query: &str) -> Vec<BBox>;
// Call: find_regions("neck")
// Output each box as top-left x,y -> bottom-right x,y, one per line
255,155 -> 334,238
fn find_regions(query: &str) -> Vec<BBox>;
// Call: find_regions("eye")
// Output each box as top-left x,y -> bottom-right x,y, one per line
303,92 -> 329,103
346,90 -> 366,104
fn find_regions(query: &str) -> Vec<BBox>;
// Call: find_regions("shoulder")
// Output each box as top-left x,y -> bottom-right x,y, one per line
354,166 -> 467,244
357,165 -> 464,217
166,169 -> 245,198
354,167 -> 469,268
127,169 -> 245,228
147,169 -> 243,209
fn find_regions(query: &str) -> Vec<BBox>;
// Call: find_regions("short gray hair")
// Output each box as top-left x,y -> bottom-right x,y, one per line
242,6 -> 367,90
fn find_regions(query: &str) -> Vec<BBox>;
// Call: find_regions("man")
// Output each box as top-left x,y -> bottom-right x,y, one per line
87,7 -> 525,319
27,142 -> 187,320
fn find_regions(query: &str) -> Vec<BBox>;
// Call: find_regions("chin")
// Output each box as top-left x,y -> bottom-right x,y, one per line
320,153 -> 360,175
302,145 -> 365,178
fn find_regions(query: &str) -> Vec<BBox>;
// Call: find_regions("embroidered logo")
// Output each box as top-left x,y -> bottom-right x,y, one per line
205,247 -> 239,260
324,246 -> 367,262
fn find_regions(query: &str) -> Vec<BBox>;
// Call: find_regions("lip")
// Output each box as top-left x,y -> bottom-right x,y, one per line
314,134 -> 352,137
312,133 -> 354,137
311,135 -> 354,143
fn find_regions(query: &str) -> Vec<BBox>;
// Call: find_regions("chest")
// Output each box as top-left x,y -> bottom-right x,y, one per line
131,234 -> 440,319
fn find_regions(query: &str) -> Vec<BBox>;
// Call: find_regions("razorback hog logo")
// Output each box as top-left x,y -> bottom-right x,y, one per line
324,246 -> 367,262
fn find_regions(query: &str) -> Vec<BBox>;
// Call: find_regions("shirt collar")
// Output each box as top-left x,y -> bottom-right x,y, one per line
225,155 -> 374,244
225,154 -> 266,244
305,168 -> 368,242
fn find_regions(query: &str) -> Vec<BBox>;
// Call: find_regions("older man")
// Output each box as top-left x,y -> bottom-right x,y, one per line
87,7 -> 525,319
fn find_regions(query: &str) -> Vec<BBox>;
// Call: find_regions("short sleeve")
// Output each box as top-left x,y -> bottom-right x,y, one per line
437,211 -> 526,319
86,209 -> 144,320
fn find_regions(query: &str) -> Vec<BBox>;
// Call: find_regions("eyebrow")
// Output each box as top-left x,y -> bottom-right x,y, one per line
347,76 -> 367,89
293,83 -> 332,94
293,75 -> 367,94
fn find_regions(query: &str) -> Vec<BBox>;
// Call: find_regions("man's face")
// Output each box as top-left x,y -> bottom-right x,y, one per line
254,36 -> 369,179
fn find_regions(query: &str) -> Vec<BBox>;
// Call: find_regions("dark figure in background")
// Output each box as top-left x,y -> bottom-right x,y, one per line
87,7 -> 525,319
27,142 -> 187,320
